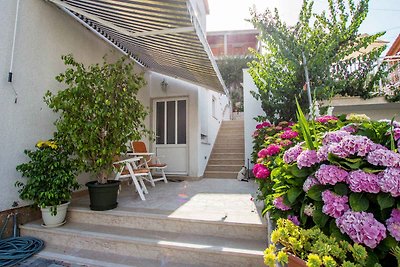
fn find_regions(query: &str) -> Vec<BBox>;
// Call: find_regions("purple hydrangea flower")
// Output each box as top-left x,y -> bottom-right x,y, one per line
297,149 -> 319,169
315,164 -> 348,185
393,128 -> 400,141
322,190 -> 349,218
317,145 -> 329,162
329,135 -> 375,158
347,170 -> 380,193
336,210 -> 386,249
341,124 -> 357,133
273,196 -> 291,211
283,144 -> 303,164
378,168 -> 400,197
322,130 -> 350,146
288,215 -> 300,226
387,209 -> 400,241
303,176 -> 320,192
367,149 -> 400,168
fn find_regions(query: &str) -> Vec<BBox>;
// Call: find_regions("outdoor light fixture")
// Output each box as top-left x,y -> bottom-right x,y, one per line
161,79 -> 168,92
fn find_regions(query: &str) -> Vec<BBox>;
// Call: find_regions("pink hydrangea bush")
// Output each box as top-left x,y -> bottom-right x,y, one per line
321,190 -> 349,218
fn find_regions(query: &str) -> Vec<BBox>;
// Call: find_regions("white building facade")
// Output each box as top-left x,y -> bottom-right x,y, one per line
0,0 -> 229,212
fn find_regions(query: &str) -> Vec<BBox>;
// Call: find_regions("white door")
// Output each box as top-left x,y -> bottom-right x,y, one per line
153,98 -> 188,175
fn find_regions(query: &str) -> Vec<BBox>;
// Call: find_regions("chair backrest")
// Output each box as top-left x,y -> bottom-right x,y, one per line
131,141 -> 148,153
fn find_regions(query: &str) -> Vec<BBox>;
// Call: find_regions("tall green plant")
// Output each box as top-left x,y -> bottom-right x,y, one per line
45,55 -> 150,184
248,0 -> 388,123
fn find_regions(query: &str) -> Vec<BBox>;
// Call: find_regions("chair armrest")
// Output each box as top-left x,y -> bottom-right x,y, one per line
113,157 -> 142,165
127,152 -> 154,156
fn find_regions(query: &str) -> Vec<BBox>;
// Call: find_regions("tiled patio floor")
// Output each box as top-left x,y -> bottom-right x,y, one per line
72,178 -> 264,225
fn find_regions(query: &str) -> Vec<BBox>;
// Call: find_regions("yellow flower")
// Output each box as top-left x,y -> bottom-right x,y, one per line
277,250 -> 288,264
346,113 -> 370,122
263,251 -> 276,267
36,140 -> 45,148
322,256 -> 337,267
307,253 -> 322,267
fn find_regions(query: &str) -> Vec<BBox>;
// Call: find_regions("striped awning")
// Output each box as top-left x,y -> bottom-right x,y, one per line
48,0 -> 226,93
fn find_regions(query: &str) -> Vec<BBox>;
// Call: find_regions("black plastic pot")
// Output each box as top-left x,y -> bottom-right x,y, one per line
86,180 -> 121,211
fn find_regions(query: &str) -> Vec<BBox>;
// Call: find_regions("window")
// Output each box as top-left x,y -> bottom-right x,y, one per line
155,99 -> 187,145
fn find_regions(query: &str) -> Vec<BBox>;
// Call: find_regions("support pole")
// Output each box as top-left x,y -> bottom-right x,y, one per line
9,0 -> 21,83
302,52 -> 313,116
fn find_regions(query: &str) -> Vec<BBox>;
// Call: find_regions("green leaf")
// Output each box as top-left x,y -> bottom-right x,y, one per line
349,193 -> 369,211
307,185 -> 325,201
362,167 -> 384,174
313,209 -> 329,228
333,183 -> 348,196
287,187 -> 303,204
288,164 -> 310,178
377,193 -> 395,210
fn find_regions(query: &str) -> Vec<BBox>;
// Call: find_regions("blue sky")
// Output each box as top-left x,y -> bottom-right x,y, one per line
206,0 -> 400,52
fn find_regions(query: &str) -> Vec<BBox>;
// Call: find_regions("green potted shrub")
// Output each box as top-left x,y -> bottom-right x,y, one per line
45,54 -> 150,211
15,140 -> 79,227
264,218 -> 368,267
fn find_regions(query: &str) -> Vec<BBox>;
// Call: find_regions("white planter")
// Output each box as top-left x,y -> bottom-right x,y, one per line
40,202 -> 69,227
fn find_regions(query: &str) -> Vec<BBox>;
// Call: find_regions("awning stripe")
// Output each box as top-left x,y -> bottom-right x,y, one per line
49,0 -> 226,92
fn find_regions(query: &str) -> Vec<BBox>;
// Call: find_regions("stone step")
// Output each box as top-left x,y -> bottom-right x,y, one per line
215,136 -> 244,142
210,153 -> 244,160
206,165 -> 243,172
65,207 -> 265,241
218,127 -> 244,132
207,159 -> 245,165
20,222 -> 265,267
213,144 -> 244,150
35,246 -> 202,267
212,148 -> 244,154
214,139 -> 244,146
203,171 -> 239,179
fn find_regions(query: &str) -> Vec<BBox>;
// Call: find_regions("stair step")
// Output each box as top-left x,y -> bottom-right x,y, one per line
20,222 -> 264,267
35,246 -> 202,267
206,165 -> 243,172
213,144 -> 244,150
210,153 -> 244,160
207,159 -> 245,165
65,207 -> 265,241
216,136 -> 244,142
212,148 -> 244,154
203,171 -> 239,179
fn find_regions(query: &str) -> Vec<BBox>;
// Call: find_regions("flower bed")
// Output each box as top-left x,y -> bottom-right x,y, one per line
252,114 -> 400,266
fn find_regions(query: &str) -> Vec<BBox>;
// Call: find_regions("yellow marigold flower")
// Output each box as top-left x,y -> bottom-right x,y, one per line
307,253 -> 322,267
277,250 -> 288,264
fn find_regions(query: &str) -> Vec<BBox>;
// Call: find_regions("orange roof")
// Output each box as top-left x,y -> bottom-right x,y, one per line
386,34 -> 400,56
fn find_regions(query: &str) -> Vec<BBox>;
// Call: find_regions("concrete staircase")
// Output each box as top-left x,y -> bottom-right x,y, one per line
204,120 -> 245,179
20,205 -> 266,267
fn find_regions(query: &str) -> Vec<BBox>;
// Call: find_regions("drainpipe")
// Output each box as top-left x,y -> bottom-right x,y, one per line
9,0 -> 20,83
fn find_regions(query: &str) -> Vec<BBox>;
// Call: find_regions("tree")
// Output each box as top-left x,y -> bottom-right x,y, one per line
217,56 -> 253,112
45,55 -> 150,184
248,0 -> 388,123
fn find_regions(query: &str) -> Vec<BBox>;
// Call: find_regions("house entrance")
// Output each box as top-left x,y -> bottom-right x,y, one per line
153,98 -> 188,175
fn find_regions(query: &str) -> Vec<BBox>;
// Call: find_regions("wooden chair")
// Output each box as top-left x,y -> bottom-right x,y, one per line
129,141 -> 168,187
113,157 -> 150,201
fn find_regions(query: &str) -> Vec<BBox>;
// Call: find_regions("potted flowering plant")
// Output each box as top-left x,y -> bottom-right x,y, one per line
45,54 -> 150,211
264,218 -> 368,267
15,140 -> 79,227
253,103 -> 400,265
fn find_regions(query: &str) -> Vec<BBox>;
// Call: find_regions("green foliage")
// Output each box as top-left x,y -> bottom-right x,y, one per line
216,56 -> 253,112
15,141 -> 79,215
264,219 -> 368,266
45,55 -> 150,184
248,0 -> 388,123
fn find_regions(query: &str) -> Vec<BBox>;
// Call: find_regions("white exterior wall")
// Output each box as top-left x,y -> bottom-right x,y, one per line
198,89 -> 230,176
243,69 -> 264,168
0,0 -> 146,212
147,72 -> 229,177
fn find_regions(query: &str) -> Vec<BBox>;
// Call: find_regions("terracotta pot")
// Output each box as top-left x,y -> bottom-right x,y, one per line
288,253 -> 307,267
